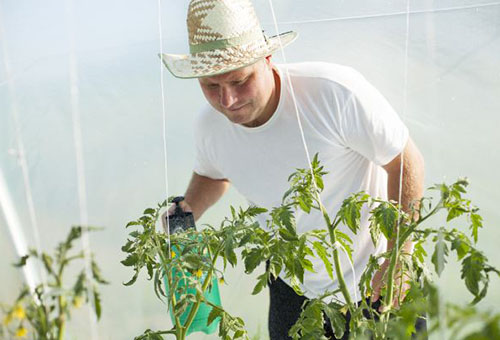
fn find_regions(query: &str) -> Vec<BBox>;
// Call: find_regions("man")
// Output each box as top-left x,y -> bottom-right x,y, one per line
161,0 -> 425,339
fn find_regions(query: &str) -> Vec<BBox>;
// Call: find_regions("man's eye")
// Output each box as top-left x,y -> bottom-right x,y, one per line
232,79 -> 246,86
207,84 -> 218,89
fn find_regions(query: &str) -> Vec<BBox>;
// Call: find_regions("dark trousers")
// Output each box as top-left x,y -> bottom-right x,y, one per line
268,275 -> 427,340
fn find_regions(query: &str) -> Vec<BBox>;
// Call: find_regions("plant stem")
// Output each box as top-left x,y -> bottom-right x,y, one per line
318,201 -> 354,311
154,236 -> 183,339
181,245 -> 223,337
57,295 -> 66,340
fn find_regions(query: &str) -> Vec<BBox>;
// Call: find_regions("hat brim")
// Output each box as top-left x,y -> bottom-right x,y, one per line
159,31 -> 297,79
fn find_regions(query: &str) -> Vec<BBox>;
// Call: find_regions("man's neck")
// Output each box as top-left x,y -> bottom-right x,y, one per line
246,65 -> 281,128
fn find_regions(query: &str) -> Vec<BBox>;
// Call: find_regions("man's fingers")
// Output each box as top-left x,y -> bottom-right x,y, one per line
178,201 -> 193,212
371,281 -> 381,302
165,201 -> 192,217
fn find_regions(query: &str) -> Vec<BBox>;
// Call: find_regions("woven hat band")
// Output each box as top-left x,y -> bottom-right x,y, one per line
189,28 -> 264,54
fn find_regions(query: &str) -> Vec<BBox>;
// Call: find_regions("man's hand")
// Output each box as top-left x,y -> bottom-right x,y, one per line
371,257 -> 411,311
161,200 -> 193,233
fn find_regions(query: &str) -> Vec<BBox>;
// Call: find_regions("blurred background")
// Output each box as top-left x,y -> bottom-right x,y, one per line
1,0 -> 499,339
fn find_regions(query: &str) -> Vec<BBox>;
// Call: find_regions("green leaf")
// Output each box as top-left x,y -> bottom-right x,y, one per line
358,255 -> 379,297
41,252 -> 54,275
371,201 -> 398,240
312,241 -> 333,279
126,221 -> 140,228
431,234 -> 449,276
224,237 -> 237,267
182,253 -> 203,270
252,272 -> 268,295
450,234 -> 470,261
446,205 -> 467,221
243,248 -> 263,274
121,254 -> 139,267
129,231 -> 141,238
123,271 -> 139,286
335,231 -> 353,262
93,287 -> 102,319
66,225 -> 82,243
298,196 -> 311,213
174,294 -> 195,317
338,194 -> 366,235
73,271 -> 86,295
323,303 -> 346,339
461,250 -> 487,299
13,255 -> 29,267
207,306 -> 222,326
413,241 -> 427,264
279,206 -> 296,232
91,259 -> 109,284
470,213 -> 483,243
143,208 -> 155,215
279,227 -> 299,241
246,206 -> 268,217
121,240 -> 135,252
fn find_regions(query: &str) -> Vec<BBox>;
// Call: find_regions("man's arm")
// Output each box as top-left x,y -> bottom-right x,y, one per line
183,172 -> 231,221
371,137 -> 425,305
165,172 -> 230,223
383,137 -> 425,220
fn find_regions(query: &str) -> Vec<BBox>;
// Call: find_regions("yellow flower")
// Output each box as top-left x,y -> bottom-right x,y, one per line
365,291 -> 371,298
12,305 -> 26,320
339,305 -> 348,315
195,269 -> 203,278
72,296 -> 84,309
219,277 -> 225,285
2,313 -> 13,326
15,326 -> 28,338
170,251 -> 176,259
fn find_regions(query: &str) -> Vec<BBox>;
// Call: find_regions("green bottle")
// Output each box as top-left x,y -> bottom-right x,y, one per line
164,197 -> 221,336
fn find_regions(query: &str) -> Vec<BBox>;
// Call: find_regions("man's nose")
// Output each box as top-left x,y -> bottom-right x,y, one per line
219,86 -> 236,109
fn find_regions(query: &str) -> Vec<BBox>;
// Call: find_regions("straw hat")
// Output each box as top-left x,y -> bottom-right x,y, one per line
160,0 -> 297,79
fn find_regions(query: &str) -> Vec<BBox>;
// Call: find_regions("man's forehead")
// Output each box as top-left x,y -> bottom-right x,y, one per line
200,63 -> 256,84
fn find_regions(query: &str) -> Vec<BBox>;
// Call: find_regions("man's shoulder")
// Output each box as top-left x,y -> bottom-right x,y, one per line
278,61 -> 367,93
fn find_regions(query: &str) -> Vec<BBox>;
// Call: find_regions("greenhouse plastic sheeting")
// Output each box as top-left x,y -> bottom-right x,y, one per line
1,0 -> 499,339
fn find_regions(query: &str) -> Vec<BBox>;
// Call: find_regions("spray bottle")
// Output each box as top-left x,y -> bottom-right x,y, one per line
164,196 -> 221,336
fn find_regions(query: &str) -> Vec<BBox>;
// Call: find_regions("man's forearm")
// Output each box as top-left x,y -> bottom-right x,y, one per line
184,172 -> 230,221
383,138 -> 425,252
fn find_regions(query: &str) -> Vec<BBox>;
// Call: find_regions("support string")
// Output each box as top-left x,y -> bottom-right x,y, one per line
394,0 -> 410,308
267,0 -> 359,304
157,0 -> 172,256
268,2 -> 500,26
65,0 -> 99,338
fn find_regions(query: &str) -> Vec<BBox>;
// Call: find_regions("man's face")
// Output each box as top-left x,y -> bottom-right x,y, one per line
198,57 -> 277,127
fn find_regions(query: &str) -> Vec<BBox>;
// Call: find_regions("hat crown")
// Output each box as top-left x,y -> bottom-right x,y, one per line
187,0 -> 262,46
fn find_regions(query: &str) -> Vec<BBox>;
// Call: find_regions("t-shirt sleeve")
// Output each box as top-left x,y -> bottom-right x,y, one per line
339,73 -> 409,166
192,109 -> 226,180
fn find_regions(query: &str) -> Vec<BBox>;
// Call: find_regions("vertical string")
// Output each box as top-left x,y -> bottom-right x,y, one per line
395,0 -> 411,297
64,0 -> 98,338
157,0 -> 171,254
0,0 -> 45,291
267,0 -> 359,304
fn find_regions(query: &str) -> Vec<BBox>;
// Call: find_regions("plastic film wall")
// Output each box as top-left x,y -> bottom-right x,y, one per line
1,0 -> 499,339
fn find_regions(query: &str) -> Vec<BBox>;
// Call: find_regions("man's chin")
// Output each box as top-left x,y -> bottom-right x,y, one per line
224,110 -> 255,126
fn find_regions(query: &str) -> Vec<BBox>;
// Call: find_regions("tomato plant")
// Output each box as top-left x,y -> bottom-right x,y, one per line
122,155 -> 499,340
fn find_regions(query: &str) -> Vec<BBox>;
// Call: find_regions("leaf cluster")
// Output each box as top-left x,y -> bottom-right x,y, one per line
1,226 -> 107,340
122,154 -> 500,340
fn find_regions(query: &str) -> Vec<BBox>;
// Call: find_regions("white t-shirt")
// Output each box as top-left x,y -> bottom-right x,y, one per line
193,62 -> 409,301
